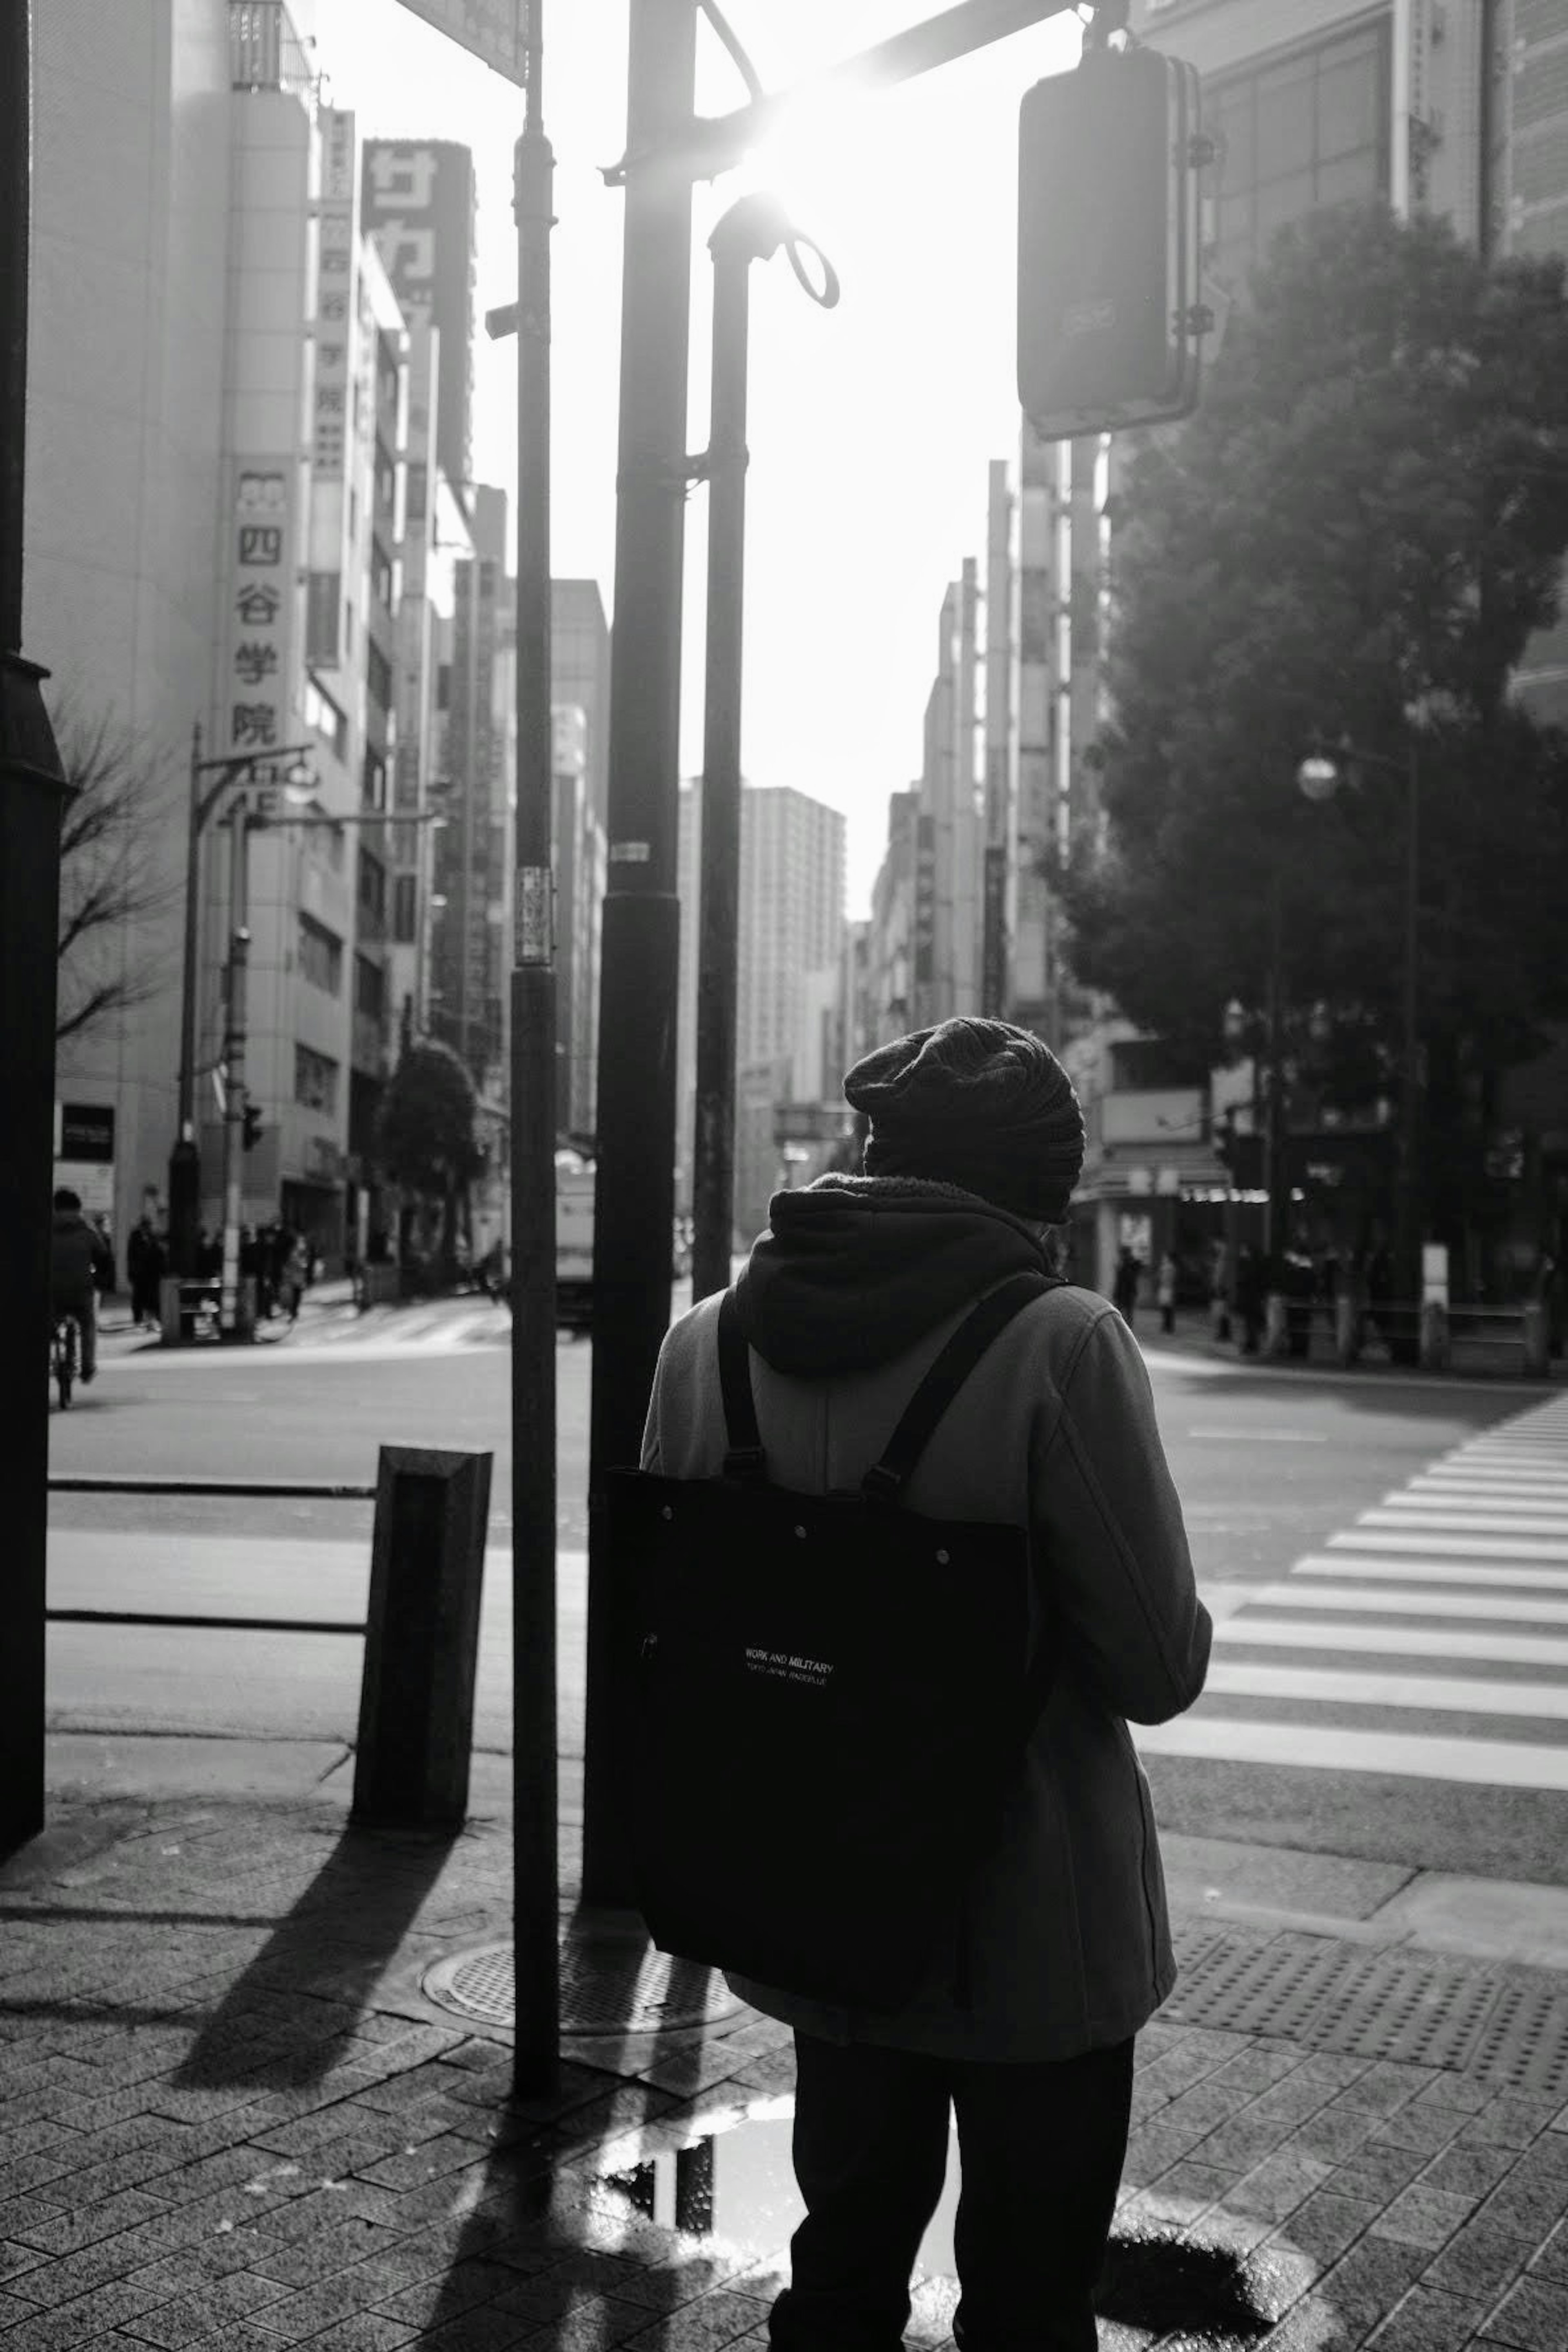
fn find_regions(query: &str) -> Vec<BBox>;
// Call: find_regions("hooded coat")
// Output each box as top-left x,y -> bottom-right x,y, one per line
639,1173 -> 1212,2062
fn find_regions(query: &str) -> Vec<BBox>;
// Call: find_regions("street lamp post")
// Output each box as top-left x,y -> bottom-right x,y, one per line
1298,724 -> 1423,1310
171,724 -> 316,1280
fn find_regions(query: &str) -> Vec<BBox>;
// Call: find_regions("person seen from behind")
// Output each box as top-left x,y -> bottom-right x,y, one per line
1112,1241 -> 1140,1325
50,1187 -> 100,1384
1156,1249 -> 1178,1335
641,1017 -> 1211,2352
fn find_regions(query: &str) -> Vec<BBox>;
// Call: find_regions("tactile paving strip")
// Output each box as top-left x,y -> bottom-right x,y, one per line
422,1938 -> 746,2036
1168,1924 -> 1568,2097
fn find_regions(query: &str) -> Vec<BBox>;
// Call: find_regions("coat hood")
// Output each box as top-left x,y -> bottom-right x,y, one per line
732,1172 -> 1054,1376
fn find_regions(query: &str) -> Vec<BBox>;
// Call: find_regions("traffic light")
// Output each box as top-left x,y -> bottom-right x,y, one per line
242,1102 -> 263,1152
1018,40 -> 1206,440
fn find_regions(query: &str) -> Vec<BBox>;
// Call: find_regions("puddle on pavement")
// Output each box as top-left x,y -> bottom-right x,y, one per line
600,2100 -> 1278,2340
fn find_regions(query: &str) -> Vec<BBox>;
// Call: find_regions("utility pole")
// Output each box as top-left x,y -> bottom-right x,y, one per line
691,196 -> 784,1307
1,0 -> 71,1858
218,804 -> 252,1336
582,0 -> 699,1906
508,0 -> 560,2096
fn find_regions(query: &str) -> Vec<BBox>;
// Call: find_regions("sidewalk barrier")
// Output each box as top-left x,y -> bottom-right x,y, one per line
361,1261 -> 401,1307
1525,1298 -> 1551,1378
157,1273 -> 256,1343
352,1445 -> 493,1833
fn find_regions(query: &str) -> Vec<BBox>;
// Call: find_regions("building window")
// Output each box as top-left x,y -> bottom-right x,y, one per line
355,952 -> 387,1020
371,536 -> 394,613
358,846 -> 388,931
298,912 -> 343,994
362,747 -> 387,811
294,1042 -> 339,1115
1206,22 -> 1391,288
366,637 -> 394,714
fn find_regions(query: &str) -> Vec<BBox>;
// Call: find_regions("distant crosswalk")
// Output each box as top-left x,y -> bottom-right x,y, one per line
1136,1396 -> 1568,1791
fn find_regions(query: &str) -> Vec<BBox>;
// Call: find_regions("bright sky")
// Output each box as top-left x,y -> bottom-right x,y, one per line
310,1 -> 1085,913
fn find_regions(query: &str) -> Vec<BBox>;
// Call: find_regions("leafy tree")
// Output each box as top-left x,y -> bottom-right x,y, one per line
1055,203 -> 1568,1254
56,706 -> 178,1045
375,1038 -> 482,1283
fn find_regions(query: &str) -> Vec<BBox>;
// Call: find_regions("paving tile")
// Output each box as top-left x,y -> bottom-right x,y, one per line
246,2213 -> 397,2288
1420,2143 -> 1518,2202
1227,2149 -> 1334,2225
1482,2270 -> 1568,2350
370,2257 -> 522,2328
1325,2065 -> 1436,2120
1363,2285 -> 1488,2352
1324,2139 -> 1431,2205
1264,2190 -> 1379,2276
1365,2100 -> 1466,2159
1457,2094 -> 1562,2151
408,2305 -> 532,2352
352,2133 -> 489,2192
1472,2169 -> 1568,2243
1369,2184 -> 1477,2251
13,2188 -> 174,2256
1532,2213 -> 1568,2280
0,2241 -> 47,2290
1312,2235 -> 1427,2336
619,2291 -> 775,2352
1418,2218 -> 1533,2304
1288,2106 -> 1379,2166
283,2316 -> 418,2352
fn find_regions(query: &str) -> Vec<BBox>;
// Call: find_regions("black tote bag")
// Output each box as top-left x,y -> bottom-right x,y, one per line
606,1270 -> 1058,2013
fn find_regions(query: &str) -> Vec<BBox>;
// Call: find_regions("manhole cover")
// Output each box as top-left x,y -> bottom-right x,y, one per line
422,1939 -> 745,2036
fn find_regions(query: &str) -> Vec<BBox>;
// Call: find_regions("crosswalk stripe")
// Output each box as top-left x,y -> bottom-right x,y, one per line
1210,1617 -> 1568,1666
1204,1660 -> 1568,1719
1232,1581 -> 1568,1626
1327,1529 -> 1568,1561
1294,1552 -> 1568,1592
1390,1490 -> 1568,1513
1409,1477 -> 1568,1498
1134,1715 -> 1568,1791
1361,1507 -> 1568,1536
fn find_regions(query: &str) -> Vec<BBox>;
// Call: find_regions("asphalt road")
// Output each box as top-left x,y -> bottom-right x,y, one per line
47,1308 -> 1568,1882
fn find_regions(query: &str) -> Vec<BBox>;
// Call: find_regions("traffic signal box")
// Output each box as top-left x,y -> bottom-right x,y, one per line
1018,41 -> 1205,441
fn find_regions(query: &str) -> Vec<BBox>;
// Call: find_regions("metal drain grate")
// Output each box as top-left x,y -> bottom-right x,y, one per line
422,1939 -> 746,2037
1168,1926 -> 1568,2098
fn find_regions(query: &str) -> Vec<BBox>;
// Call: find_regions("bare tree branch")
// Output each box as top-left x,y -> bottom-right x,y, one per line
54,701 -> 181,1046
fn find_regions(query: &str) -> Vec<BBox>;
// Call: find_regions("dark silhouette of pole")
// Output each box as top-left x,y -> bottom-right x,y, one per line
1395,736 -> 1421,1310
582,0 -> 698,1908
169,724 -> 205,1276
508,0 -> 560,2097
691,196 -> 790,1308
1,0 -> 71,1858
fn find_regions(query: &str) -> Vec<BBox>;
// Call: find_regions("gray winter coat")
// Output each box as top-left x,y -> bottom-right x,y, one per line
639,1175 -> 1211,2062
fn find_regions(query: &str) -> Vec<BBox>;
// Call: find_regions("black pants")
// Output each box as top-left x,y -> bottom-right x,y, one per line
770,2031 -> 1134,2352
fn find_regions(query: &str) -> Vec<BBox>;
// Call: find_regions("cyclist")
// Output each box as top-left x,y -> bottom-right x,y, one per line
50,1187 -> 100,1385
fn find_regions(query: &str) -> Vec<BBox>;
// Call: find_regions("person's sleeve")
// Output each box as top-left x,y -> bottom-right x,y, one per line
639,1329 -> 676,1472
1032,1308 -> 1212,1725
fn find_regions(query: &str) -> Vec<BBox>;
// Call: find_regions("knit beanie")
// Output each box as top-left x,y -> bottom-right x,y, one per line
843,1017 -> 1085,1223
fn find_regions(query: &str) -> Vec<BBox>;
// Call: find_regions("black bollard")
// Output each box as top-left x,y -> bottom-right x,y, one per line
352,1446 -> 493,1831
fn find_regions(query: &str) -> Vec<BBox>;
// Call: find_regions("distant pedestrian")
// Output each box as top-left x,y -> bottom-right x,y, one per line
277,1227 -> 308,1323
127,1212 -> 166,1330
638,1016 -> 1211,2351
1156,1250 -> 1178,1335
1236,1243 -> 1265,1355
1113,1244 -> 1141,1326
1209,1240 -> 1232,1342
49,1189 -> 100,1384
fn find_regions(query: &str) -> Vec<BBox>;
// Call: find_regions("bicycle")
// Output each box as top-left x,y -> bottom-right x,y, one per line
51,1311 -> 79,1409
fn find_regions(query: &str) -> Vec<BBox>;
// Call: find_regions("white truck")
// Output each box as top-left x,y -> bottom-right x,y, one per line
555,1147 -> 595,1332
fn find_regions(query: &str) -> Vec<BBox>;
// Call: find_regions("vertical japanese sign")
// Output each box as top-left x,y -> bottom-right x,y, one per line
394,1 -> 528,85
225,463 -> 296,756
314,109 -> 356,483
362,140 -> 476,486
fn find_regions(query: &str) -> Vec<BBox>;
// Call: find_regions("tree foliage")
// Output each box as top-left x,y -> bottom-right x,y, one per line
1056,203 -> 1568,1095
376,1039 -> 482,1203
56,707 -> 178,1045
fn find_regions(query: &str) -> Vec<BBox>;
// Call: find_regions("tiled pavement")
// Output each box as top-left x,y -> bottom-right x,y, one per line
7,1795 -> 1568,2347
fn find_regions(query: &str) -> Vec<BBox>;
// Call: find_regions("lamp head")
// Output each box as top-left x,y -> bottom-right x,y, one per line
283,756 -> 317,804
1297,753 -> 1340,803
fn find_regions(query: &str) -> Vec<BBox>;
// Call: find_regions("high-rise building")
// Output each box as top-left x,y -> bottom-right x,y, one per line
29,7 -> 448,1270
675,782 -> 846,1241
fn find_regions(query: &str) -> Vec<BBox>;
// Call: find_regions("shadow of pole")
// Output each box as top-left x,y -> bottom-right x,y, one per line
172,1823 -> 456,2090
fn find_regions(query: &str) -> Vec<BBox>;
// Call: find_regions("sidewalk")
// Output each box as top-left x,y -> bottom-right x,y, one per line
6,1739 -> 1568,2348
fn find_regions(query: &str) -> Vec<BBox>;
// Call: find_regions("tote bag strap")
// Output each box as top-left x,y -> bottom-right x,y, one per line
716,1288 -> 767,1483
862,1270 -> 1060,1503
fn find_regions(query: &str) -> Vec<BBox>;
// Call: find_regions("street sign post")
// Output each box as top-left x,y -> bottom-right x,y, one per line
395,0 -> 528,84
